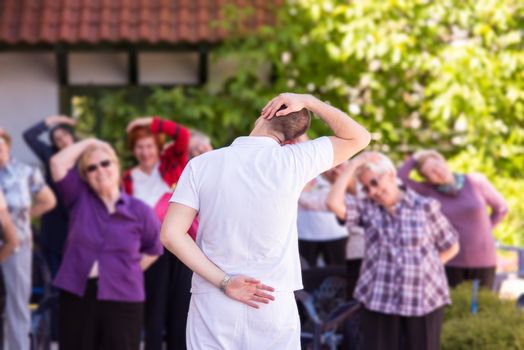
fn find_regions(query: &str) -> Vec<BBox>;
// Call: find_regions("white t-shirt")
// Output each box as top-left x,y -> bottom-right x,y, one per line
170,136 -> 333,292
297,176 -> 348,241
131,165 -> 171,207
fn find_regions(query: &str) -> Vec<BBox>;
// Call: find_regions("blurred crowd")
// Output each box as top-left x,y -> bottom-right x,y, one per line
0,112 -> 507,350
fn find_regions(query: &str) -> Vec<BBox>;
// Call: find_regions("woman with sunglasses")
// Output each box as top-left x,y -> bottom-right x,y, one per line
327,152 -> 459,350
123,116 -> 194,350
398,150 -> 508,289
50,138 -> 163,350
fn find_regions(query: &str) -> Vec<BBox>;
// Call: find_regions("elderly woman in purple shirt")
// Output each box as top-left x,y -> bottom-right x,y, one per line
327,152 -> 459,350
50,138 -> 163,350
398,150 -> 508,289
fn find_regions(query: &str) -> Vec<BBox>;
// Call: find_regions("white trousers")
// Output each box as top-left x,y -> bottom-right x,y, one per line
187,289 -> 300,350
3,244 -> 31,350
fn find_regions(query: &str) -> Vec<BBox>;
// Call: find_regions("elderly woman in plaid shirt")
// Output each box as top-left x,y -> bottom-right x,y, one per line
327,152 -> 459,350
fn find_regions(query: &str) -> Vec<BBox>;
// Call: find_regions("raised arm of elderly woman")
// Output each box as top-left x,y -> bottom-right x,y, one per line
326,157 -> 361,221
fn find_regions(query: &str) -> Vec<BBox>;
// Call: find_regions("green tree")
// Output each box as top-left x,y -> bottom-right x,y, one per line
74,0 -> 524,243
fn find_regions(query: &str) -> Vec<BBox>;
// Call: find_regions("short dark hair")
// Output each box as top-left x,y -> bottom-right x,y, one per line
49,124 -> 76,149
268,106 -> 311,141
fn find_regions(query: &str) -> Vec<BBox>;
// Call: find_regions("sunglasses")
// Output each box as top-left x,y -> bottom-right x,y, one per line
85,159 -> 112,173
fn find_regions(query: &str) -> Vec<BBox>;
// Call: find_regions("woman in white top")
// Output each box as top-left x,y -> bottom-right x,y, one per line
123,116 -> 193,350
297,164 -> 349,267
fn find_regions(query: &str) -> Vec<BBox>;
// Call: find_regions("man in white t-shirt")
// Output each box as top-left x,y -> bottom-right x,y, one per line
160,93 -> 370,349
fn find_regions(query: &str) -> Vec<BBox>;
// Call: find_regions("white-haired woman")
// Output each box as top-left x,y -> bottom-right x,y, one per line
398,150 -> 508,289
327,152 -> 459,350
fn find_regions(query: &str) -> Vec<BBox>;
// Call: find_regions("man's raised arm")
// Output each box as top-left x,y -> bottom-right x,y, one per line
261,93 -> 371,166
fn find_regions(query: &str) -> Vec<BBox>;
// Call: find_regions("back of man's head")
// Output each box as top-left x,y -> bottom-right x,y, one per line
268,106 -> 311,142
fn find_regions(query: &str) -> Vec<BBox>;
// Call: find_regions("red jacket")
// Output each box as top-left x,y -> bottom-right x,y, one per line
123,116 -> 190,194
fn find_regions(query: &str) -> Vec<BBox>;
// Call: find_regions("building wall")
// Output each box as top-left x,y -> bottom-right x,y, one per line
0,53 -> 58,165
0,50 -> 268,165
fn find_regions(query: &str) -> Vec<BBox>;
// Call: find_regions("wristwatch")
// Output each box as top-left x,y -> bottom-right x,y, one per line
219,274 -> 232,293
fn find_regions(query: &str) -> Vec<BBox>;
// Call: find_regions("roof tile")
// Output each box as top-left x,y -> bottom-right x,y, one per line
0,0 -> 279,45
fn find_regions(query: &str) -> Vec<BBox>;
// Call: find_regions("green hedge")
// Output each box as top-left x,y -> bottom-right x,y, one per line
442,283 -> 524,350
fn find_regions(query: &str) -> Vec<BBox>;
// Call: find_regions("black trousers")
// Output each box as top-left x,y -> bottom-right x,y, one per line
361,306 -> 445,350
346,259 -> 362,299
58,279 -> 143,350
144,249 -> 192,350
298,237 -> 347,267
445,266 -> 496,290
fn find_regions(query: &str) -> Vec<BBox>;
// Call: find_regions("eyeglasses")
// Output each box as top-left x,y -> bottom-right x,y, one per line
85,159 -> 112,173
361,174 -> 384,194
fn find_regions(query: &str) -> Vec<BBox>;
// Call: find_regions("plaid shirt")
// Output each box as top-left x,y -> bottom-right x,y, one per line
348,187 -> 458,316
0,158 -> 45,244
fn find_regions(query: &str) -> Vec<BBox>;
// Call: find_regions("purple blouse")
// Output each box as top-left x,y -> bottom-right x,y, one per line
398,157 -> 508,268
53,169 -> 163,302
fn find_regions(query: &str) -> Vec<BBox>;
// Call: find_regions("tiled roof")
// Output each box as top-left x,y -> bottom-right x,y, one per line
0,0 -> 280,45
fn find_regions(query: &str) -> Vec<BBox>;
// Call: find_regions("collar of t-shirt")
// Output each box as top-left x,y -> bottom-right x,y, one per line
231,136 -> 279,147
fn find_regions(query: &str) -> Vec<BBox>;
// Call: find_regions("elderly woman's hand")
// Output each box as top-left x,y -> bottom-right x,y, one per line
413,149 -> 442,162
45,115 -> 76,127
224,275 -> 275,309
350,151 -> 382,168
126,117 -> 153,133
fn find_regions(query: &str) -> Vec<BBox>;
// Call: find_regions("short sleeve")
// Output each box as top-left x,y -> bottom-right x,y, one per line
139,204 -> 163,255
54,168 -> 88,208
169,162 -> 199,211
28,166 -> 46,196
287,137 -> 334,185
424,199 -> 459,252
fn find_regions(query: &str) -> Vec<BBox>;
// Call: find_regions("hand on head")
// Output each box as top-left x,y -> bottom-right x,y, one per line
224,275 -> 275,309
45,115 -> 76,127
260,93 -> 311,119
413,149 -> 442,162
351,151 -> 382,167
126,117 -> 153,134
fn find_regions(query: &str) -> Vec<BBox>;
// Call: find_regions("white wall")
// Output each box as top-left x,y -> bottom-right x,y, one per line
0,53 -> 58,165
0,50 -> 268,165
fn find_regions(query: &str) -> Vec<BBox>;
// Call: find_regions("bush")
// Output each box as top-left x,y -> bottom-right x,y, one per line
442,283 -> 524,349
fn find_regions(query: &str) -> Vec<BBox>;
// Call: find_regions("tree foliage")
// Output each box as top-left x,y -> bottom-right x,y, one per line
73,0 -> 524,243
